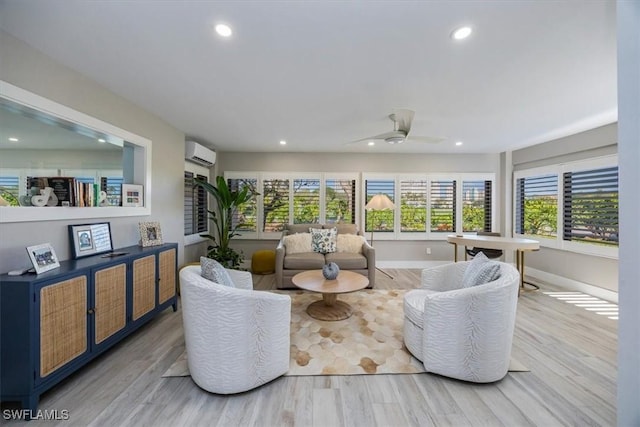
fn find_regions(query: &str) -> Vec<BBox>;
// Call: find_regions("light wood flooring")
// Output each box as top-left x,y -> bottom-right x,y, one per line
3,269 -> 617,426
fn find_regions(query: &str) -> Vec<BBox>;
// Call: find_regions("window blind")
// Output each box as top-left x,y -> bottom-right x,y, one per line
365,180 -> 395,232
293,179 -> 320,224
400,179 -> 427,232
430,180 -> 456,232
325,179 -> 356,224
228,178 -> 258,232
515,174 -> 558,237
262,179 -> 290,232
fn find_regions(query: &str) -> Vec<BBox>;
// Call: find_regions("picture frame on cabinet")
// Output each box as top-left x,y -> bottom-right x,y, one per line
69,222 -> 114,259
139,221 -> 163,247
26,243 -> 60,274
122,184 -> 143,207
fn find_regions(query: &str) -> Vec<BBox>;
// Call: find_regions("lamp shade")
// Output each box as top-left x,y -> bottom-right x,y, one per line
365,194 -> 395,211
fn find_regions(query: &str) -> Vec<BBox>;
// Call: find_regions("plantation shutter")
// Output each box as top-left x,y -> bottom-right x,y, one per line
100,176 -> 123,206
262,178 -> 290,232
325,179 -> 356,224
365,180 -> 395,232
293,178 -> 320,224
563,166 -> 618,246
228,178 -> 258,232
184,172 -> 195,235
400,179 -> 427,232
462,180 -> 489,232
515,174 -> 558,236
194,174 -> 208,234
430,180 -> 456,232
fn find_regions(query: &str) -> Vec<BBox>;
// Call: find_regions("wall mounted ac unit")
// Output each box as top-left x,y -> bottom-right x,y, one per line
185,140 -> 216,167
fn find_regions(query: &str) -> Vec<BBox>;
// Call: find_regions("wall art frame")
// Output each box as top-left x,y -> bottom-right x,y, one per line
26,243 -> 60,274
69,222 -> 114,259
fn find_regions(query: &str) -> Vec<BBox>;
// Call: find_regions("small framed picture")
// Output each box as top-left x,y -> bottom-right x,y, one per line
122,184 -> 144,207
139,221 -> 163,247
26,243 -> 60,274
69,222 -> 114,259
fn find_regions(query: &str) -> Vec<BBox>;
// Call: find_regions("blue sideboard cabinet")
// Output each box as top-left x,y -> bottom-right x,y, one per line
0,243 -> 178,414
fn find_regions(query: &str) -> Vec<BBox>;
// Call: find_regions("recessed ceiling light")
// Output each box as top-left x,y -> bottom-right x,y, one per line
98,138 -> 106,143
455,141 -> 463,146
279,140 -> 287,145
8,137 -> 19,142
368,141 -> 375,146
215,24 -> 232,37
451,26 -> 472,40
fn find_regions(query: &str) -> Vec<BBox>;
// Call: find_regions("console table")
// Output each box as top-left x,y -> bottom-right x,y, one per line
446,234 -> 540,292
0,243 -> 178,416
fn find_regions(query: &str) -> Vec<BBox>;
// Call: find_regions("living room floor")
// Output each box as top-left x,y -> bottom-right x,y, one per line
3,269 -> 617,426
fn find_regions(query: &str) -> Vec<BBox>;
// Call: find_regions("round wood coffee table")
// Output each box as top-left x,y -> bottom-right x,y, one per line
292,270 -> 369,321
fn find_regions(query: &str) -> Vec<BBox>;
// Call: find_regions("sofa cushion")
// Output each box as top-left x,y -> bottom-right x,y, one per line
336,234 -> 365,253
310,227 -> 337,253
325,252 -> 367,269
286,223 -> 323,234
283,252 -> 325,269
283,232 -> 312,254
462,252 -> 501,288
330,223 -> 358,235
200,256 -> 235,287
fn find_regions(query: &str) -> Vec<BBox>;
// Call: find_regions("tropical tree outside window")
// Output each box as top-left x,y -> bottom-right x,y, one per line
325,179 -> 356,224
430,180 -> 456,232
400,179 -> 427,232
515,174 -> 558,239
365,179 -> 394,232
228,178 -> 258,233
293,178 -> 320,223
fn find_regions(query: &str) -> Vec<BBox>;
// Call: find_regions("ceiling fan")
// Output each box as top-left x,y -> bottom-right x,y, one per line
349,109 -> 443,145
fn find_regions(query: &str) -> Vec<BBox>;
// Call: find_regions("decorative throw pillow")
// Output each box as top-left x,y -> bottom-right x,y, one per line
310,227 -> 337,254
283,233 -> 312,254
200,256 -> 235,287
462,252 -> 501,288
336,234 -> 365,253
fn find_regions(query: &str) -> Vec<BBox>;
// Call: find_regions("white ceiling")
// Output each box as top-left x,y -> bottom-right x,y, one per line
0,1 -> 617,154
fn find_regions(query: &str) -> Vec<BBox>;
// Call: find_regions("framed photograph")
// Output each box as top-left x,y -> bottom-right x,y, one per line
122,184 -> 143,207
139,221 -> 163,247
26,243 -> 60,274
69,222 -> 114,259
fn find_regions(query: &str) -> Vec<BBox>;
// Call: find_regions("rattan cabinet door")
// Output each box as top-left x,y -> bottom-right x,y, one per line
94,263 -> 127,345
39,276 -> 88,378
158,248 -> 176,305
132,255 -> 156,320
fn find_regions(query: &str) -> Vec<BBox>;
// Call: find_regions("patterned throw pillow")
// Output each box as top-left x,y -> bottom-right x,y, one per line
310,227 -> 337,254
462,252 -> 501,288
283,233 -> 312,254
336,234 -> 365,253
200,256 -> 235,287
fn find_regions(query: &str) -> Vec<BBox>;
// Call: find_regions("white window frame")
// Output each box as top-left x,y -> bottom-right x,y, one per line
184,161 -> 210,246
513,155 -> 618,259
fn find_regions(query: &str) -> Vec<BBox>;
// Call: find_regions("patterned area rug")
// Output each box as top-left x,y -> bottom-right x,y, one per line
163,289 -> 528,377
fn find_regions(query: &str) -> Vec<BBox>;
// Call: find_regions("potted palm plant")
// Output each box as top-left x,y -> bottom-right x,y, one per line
195,176 -> 259,268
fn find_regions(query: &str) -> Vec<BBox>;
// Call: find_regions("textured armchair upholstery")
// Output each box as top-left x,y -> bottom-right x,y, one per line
179,265 -> 291,394
403,261 -> 519,383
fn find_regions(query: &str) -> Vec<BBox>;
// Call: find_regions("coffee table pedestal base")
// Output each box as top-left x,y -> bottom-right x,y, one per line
306,293 -> 352,321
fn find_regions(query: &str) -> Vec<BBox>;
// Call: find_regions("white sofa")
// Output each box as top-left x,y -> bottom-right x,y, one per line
179,265 -> 291,394
403,261 -> 520,383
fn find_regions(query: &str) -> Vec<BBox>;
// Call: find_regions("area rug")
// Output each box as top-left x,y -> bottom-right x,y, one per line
163,289 -> 528,377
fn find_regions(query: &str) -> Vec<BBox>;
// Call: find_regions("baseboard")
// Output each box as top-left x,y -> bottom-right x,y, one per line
525,267 -> 618,303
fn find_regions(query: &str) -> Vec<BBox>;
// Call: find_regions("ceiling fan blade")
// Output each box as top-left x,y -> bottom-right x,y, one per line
405,135 -> 445,144
346,130 -> 404,144
392,109 -> 415,133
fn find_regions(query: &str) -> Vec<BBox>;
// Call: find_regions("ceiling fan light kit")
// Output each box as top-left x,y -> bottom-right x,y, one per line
349,108 -> 442,147
385,136 -> 405,144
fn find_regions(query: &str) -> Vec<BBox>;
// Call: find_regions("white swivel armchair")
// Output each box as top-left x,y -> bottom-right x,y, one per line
180,265 -> 291,394
403,261 -> 520,383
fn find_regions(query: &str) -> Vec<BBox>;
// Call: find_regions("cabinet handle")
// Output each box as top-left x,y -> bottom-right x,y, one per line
87,308 -> 95,315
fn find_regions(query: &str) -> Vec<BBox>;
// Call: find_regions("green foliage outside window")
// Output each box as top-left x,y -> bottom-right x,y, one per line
523,197 -> 558,237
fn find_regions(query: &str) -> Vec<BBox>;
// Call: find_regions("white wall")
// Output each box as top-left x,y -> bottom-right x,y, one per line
617,0 -> 640,424
218,151 -> 502,264
511,123 -> 618,292
0,30 -> 186,272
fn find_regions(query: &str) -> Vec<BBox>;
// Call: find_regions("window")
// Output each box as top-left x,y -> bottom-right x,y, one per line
0,175 -> 19,205
365,179 -> 395,233
293,178 -> 320,223
514,155 -> 618,257
563,166 -> 618,247
228,178 -> 258,233
400,179 -> 427,232
430,180 -> 456,233
462,180 -> 492,232
184,161 -> 210,244
325,179 -> 356,224
515,174 -> 558,239
262,178 -> 290,233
